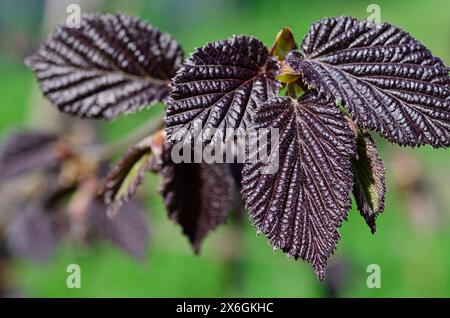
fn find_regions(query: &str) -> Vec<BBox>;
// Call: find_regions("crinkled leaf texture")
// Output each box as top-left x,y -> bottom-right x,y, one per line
352,133 -> 386,233
26,13 -> 183,119
286,16 -> 450,147
0,131 -> 66,178
157,145 -> 233,252
88,199 -> 149,260
166,35 -> 280,144
241,93 -> 356,280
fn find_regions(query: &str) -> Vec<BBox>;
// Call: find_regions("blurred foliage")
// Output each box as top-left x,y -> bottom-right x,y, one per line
0,0 -> 449,297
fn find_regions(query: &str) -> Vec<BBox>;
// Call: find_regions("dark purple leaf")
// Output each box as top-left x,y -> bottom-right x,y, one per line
88,199 -> 149,260
6,203 -> 65,262
286,16 -> 450,147
228,163 -> 244,189
0,131 -> 65,178
158,145 -> 233,252
26,13 -> 183,119
241,93 -> 356,280
166,35 -> 280,144
352,133 -> 386,233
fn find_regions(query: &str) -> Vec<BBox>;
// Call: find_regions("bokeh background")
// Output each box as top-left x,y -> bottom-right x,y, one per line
0,0 -> 449,297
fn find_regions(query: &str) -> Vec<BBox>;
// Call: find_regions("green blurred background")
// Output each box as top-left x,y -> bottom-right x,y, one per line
0,0 -> 449,297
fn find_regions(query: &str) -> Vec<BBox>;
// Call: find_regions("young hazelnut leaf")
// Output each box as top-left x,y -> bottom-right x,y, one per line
26,13 -> 183,119
103,137 -> 154,216
286,16 -> 450,147
269,27 -> 297,60
157,145 -> 233,252
166,35 -> 280,145
352,133 -> 386,233
241,93 -> 356,280
0,131 -> 69,178
88,199 -> 149,260
277,64 -> 301,85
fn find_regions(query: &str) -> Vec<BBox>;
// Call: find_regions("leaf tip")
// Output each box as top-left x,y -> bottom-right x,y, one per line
366,216 -> 378,234
269,27 -> 297,60
315,266 -> 326,282
191,242 -> 201,255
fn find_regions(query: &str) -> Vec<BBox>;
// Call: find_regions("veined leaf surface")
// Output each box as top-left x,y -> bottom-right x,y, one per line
166,35 -> 280,144
26,13 -> 183,119
286,16 -> 450,147
242,93 -> 356,279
